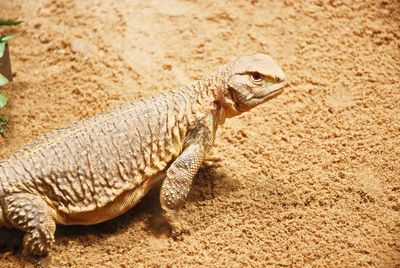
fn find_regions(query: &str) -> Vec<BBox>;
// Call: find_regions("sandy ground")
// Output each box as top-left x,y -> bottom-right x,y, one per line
0,0 -> 399,267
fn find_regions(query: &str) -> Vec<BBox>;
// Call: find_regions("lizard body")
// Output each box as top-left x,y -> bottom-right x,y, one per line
0,54 -> 286,257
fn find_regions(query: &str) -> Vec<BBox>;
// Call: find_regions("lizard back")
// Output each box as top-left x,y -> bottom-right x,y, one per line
0,88 -> 200,219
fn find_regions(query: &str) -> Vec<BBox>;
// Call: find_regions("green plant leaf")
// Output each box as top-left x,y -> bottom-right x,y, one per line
0,115 -> 8,134
0,41 -> 4,58
0,20 -> 22,26
0,35 -> 16,42
0,74 -> 8,87
0,92 -> 8,109
0,74 -> 10,87
0,35 -> 17,57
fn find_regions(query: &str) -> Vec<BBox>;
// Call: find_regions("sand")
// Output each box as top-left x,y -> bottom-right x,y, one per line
0,0 -> 399,267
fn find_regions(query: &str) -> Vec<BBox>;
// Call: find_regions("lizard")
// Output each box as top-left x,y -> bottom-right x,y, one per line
0,53 -> 287,257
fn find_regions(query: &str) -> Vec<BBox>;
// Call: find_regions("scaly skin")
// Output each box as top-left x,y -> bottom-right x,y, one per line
0,54 -> 287,257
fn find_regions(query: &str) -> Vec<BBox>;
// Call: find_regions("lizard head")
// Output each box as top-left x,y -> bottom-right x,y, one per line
218,54 -> 287,118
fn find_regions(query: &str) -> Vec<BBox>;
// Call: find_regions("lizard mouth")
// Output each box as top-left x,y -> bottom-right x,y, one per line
251,81 -> 287,102
225,81 -> 287,114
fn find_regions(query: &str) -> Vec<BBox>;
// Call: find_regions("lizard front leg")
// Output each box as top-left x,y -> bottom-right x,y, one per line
160,142 -> 205,238
160,118 -> 216,239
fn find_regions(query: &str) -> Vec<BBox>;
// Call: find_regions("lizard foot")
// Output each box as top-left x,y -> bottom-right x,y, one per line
171,221 -> 191,241
161,208 -> 191,240
24,254 -> 59,268
203,155 -> 222,168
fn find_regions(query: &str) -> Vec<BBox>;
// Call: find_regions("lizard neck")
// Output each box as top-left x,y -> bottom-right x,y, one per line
180,80 -> 215,129
196,64 -> 245,124
183,68 -> 232,127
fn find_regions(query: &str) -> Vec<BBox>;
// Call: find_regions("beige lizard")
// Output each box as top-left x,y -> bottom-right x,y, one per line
0,54 -> 286,257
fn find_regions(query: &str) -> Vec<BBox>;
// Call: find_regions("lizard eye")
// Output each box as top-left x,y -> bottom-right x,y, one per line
250,72 -> 263,83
